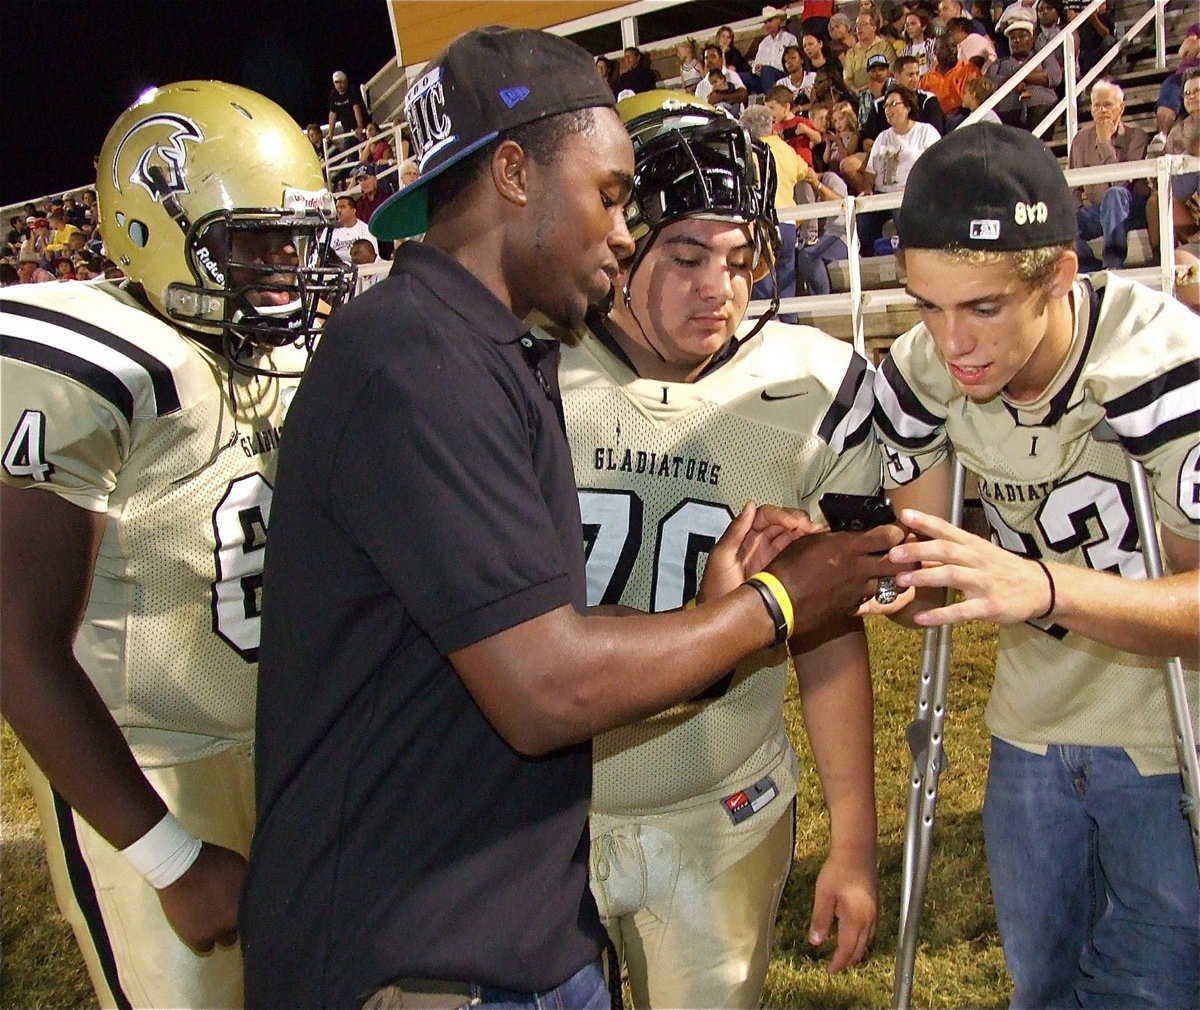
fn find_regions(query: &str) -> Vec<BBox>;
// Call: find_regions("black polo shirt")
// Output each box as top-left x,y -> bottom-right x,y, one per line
242,242 -> 603,1008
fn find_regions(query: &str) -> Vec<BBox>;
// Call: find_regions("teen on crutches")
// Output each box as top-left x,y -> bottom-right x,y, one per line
888,449 -> 1200,1008
872,123 -> 1199,1009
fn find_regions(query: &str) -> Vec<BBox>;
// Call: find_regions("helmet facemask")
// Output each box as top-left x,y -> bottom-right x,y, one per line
620,114 -> 781,333
163,204 -> 355,377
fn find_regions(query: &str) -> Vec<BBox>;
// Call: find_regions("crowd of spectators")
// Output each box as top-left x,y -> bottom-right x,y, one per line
2,191 -> 120,287
6,8 -> 1194,293
594,1 -> 1198,300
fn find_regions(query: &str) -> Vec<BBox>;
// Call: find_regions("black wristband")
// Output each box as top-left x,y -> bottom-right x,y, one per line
745,577 -> 789,647
1032,559 -> 1056,621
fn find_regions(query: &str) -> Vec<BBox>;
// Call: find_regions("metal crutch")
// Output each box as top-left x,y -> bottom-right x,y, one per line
1095,422 -> 1200,874
892,459 -> 966,1010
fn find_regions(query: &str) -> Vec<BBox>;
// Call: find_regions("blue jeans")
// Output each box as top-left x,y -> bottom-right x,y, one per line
1157,73 -> 1184,118
759,66 -> 785,92
1076,187 -> 1146,271
473,958 -> 609,1009
796,234 -> 848,296
751,221 -> 797,322
856,209 -> 896,257
983,738 -> 1200,1010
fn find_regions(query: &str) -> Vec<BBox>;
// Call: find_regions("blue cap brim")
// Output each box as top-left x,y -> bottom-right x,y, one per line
368,130 -> 499,240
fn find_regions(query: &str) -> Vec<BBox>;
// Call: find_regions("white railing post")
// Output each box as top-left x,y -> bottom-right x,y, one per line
1155,0 -> 1167,71
620,16 -> 638,50
1159,154 -> 1176,298
844,194 -> 865,357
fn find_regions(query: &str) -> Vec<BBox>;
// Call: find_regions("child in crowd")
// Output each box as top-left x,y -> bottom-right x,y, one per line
808,103 -> 833,172
676,38 -> 704,93
706,68 -> 742,115
764,84 -> 821,167
961,75 -> 1002,123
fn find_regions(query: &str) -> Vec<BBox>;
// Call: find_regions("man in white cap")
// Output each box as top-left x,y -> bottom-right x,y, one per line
753,6 -> 798,92
328,69 -> 365,149
986,14 -> 1060,128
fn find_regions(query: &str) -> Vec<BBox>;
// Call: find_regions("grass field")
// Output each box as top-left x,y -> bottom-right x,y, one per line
1,617 -> 1006,1009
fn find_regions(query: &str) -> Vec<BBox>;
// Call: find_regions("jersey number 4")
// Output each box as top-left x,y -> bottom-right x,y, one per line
211,473 -> 273,661
2,410 -> 54,482
579,489 -> 733,610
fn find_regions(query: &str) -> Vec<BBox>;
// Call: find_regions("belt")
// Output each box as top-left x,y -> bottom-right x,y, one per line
360,949 -> 619,1010
361,979 -> 479,1010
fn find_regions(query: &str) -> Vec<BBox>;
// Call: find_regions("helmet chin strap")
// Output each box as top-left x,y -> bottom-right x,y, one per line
619,243 -> 670,367
617,221 -> 779,366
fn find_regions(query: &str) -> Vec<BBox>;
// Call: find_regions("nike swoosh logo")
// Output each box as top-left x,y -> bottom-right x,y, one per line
760,390 -> 809,401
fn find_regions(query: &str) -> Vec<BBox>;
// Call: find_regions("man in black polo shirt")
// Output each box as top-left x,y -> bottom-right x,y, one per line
242,26 -> 908,1010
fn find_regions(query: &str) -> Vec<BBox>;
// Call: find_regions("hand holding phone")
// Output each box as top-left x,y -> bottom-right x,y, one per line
818,492 -> 897,532
819,493 -> 900,603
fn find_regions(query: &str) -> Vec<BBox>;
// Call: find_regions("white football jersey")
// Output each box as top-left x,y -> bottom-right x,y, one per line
874,274 -> 1199,773
1,282 -> 304,767
559,319 -> 882,814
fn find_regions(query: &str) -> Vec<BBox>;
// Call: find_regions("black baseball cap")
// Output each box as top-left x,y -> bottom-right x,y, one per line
370,26 -> 617,240
867,53 -> 891,71
896,122 -> 1077,251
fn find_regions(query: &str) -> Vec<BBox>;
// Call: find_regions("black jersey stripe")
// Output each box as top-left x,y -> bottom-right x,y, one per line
1103,359 -> 1200,457
1110,410 -> 1200,458
818,353 -> 868,446
1008,278 -> 1101,428
873,356 -> 943,450
51,787 -> 134,1010
1105,359 -> 1200,419
1,334 -> 135,424
841,408 -> 874,452
1041,277 -> 1100,428
1,299 -> 181,416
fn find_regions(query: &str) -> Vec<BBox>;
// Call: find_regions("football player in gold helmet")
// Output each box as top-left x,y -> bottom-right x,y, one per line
1,80 -> 352,1008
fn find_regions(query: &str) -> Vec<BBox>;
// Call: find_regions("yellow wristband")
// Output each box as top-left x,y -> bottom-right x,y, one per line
747,571 -> 794,639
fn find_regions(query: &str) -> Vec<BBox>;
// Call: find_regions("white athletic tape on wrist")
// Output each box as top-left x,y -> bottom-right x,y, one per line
120,812 -> 203,889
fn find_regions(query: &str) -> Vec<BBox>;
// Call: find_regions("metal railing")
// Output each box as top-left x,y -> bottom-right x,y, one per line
320,121 -> 410,195
958,0 -> 1171,149
762,153 -> 1198,358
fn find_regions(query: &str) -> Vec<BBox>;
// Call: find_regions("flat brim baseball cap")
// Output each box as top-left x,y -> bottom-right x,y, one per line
370,26 -> 616,240
896,122 -> 1076,251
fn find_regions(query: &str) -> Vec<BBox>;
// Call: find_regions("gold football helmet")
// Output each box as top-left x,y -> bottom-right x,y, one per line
97,80 -> 354,373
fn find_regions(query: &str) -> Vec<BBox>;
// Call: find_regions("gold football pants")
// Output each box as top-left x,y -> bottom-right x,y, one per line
23,742 -> 254,1009
590,799 -> 795,1009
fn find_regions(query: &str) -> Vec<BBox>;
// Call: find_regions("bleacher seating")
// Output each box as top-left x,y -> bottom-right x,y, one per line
773,0 -> 1193,358
6,0 -> 1191,350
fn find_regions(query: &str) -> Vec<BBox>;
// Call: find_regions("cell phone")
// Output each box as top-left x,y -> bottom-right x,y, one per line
819,492 -> 897,532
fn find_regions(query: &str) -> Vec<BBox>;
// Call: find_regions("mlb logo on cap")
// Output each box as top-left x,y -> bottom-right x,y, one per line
969,220 -> 1000,241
